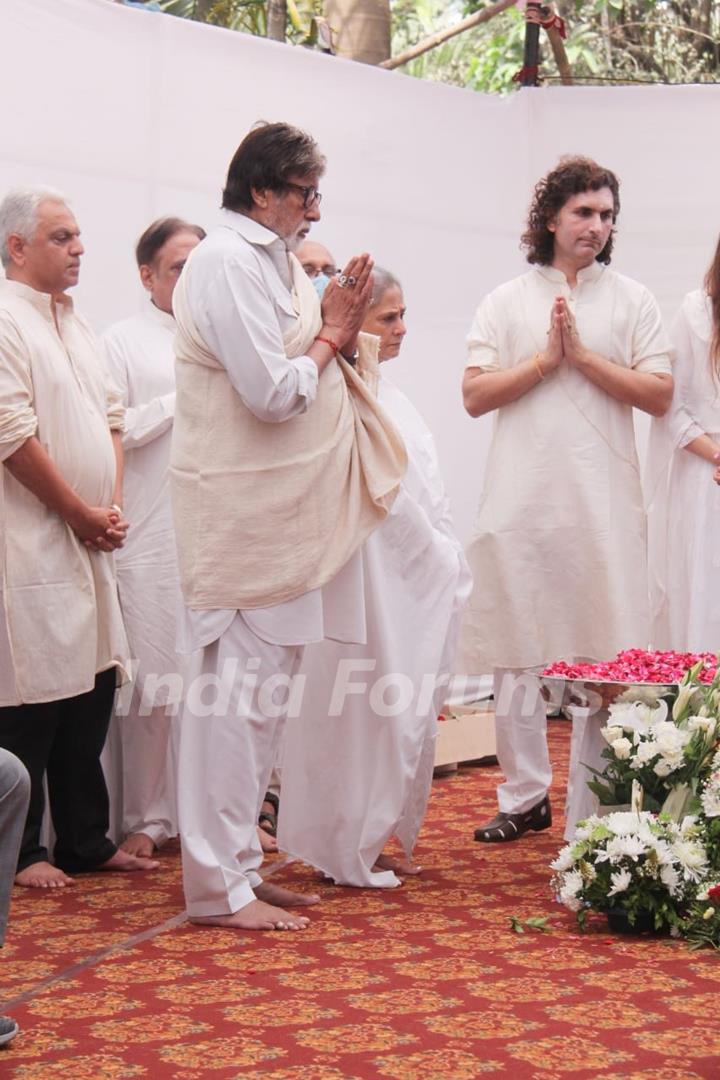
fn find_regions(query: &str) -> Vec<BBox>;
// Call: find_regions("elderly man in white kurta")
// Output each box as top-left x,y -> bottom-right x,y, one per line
280,267 -> 471,886
103,217 -> 204,859
170,123 -> 406,931
457,157 -> 673,844
0,187 -> 159,887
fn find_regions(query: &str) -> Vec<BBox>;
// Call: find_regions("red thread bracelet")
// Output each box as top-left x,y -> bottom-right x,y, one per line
315,335 -> 339,353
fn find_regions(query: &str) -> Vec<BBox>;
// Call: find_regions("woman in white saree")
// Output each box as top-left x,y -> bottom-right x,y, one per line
648,236 -> 720,652
278,270 -> 471,887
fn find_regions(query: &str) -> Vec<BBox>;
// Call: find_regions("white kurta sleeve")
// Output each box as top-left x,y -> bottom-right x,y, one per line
103,335 -> 174,448
631,288 -> 673,375
666,302 -> 705,449
106,377 -> 126,433
0,314 -> 38,461
194,257 -> 319,423
466,294 -> 500,372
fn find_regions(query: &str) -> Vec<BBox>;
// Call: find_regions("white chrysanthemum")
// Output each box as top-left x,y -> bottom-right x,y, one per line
660,862 -> 681,897
550,846 -> 575,872
671,840 -> 709,882
573,820 -> 598,843
607,868 -> 632,896
558,870 -> 584,911
603,834 -> 648,863
677,815 -> 698,836
700,784 -> 720,818
605,811 -> 648,835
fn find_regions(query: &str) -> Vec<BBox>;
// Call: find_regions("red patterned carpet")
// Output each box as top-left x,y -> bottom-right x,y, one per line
1,719 -> 719,1079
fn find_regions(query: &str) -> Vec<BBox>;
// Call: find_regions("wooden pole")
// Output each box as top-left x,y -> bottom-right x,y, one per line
546,21 -> 573,85
379,0 -> 518,71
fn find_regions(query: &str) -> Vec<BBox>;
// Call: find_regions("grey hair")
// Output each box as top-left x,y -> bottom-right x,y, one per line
370,266 -> 402,307
0,185 -> 67,268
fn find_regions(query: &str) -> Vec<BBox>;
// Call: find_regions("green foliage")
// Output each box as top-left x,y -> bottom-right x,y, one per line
391,0 -> 483,86
392,0 -> 720,94
160,0 -> 323,43
157,0 -> 720,93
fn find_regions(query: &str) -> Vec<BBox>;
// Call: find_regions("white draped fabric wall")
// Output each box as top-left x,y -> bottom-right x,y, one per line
1,0 -> 719,540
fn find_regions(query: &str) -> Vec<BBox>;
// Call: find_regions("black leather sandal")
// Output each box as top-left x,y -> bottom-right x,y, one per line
258,791 -> 280,837
473,795 -> 552,842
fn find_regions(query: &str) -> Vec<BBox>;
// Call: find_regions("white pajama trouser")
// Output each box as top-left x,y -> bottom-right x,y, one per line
177,614 -> 303,917
493,667 -> 552,815
120,699 -> 178,847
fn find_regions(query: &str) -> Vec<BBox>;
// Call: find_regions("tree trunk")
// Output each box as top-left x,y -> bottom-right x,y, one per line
323,0 -> 391,65
267,0 -> 286,41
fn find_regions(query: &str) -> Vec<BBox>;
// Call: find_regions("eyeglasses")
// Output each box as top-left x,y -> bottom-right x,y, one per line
284,182 -> 322,209
303,266 -> 338,279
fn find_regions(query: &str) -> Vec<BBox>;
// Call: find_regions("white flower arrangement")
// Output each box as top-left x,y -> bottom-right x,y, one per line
588,669 -> 720,815
551,811 -> 708,930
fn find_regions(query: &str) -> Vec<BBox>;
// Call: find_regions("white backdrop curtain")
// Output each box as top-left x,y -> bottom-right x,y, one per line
1,0 -> 719,540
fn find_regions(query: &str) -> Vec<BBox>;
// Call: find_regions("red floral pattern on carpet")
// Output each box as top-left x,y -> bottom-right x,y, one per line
1,720 -> 718,1078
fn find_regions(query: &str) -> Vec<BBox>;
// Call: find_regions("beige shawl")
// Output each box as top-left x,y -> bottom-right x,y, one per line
170,252 -> 406,609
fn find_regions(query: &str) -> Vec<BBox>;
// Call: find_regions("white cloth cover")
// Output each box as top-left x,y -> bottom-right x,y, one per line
647,289 -> 720,651
278,372 -> 471,886
457,263 -> 672,673
102,303 -> 180,842
0,279 -> 128,705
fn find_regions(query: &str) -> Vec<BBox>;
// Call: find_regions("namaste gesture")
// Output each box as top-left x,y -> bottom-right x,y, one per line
544,296 -> 586,372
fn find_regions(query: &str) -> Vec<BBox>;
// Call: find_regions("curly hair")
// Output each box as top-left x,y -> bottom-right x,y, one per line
521,156 -> 620,267
704,234 -> 720,378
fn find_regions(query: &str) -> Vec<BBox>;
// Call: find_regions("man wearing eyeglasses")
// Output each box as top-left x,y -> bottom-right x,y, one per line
297,240 -> 338,299
170,122 -> 406,932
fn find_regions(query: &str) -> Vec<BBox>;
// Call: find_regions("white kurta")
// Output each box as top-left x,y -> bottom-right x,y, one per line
174,213 -> 367,915
102,304 -> 180,844
647,290 -> 720,651
457,263 -> 672,674
103,304 -> 179,699
278,372 -> 471,887
0,280 -> 128,705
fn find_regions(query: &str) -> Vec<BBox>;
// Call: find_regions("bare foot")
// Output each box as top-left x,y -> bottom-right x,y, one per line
15,862 -> 75,889
120,833 -> 156,859
373,853 -> 422,876
254,881 -> 321,907
258,826 -> 278,854
190,898 -> 310,931
97,849 -> 159,872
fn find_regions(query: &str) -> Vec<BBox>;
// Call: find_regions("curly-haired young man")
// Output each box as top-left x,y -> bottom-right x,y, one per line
457,156 -> 674,843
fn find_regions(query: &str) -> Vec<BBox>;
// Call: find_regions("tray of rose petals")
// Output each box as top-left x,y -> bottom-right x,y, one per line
540,650 -> 717,708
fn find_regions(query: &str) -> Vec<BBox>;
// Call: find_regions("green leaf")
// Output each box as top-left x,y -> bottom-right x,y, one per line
525,916 -> 551,932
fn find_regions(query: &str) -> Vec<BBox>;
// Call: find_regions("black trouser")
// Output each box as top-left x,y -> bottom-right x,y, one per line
0,669 -> 117,873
